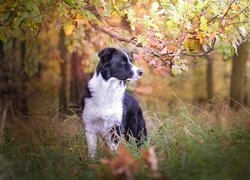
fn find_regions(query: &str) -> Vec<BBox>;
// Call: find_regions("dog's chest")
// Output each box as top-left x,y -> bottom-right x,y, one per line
82,74 -> 125,133
84,95 -> 123,123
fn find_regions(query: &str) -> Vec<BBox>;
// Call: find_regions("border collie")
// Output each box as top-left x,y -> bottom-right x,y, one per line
82,47 -> 147,159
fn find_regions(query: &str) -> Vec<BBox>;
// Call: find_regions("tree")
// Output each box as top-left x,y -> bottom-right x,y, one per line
229,41 -> 249,109
69,51 -> 83,106
1,0 -> 249,74
206,55 -> 214,101
58,28 -> 68,113
0,0 -> 249,115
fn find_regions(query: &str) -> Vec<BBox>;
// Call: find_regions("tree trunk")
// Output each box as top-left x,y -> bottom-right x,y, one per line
0,41 -> 5,103
58,29 -> 68,113
206,56 -> 214,101
0,41 -> 4,62
70,52 -> 83,106
229,41 -> 249,109
20,40 -> 29,115
243,74 -> 248,106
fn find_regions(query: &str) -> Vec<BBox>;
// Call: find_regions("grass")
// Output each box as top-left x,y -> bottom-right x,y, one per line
0,100 -> 250,180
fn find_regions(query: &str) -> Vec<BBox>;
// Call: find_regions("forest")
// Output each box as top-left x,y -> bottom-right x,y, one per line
0,0 -> 249,179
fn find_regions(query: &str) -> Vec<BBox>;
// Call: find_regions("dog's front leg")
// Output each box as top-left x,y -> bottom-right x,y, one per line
103,126 -> 121,153
86,131 -> 97,159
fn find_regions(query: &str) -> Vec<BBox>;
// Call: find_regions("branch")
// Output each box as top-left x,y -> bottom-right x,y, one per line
181,38 -> 216,57
226,20 -> 250,27
89,22 -> 142,47
220,0 -> 235,21
228,4 -> 249,21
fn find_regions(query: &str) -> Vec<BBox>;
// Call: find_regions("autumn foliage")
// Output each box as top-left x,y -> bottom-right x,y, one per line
0,0 -> 249,75
100,145 -> 161,179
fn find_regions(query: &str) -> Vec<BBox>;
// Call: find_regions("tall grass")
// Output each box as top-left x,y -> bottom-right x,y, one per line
0,99 -> 250,179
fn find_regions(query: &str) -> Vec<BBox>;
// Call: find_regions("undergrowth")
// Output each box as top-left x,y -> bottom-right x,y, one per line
0,100 -> 250,180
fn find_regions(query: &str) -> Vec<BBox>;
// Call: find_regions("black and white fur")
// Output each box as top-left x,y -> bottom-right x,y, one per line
82,47 -> 147,159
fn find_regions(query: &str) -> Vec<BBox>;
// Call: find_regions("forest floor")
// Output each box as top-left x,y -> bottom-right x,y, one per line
0,100 -> 250,180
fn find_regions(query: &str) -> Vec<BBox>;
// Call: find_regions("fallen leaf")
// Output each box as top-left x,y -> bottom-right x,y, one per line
142,147 -> 158,173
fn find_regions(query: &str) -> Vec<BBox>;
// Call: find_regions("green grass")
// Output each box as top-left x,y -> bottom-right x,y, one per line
0,103 -> 250,180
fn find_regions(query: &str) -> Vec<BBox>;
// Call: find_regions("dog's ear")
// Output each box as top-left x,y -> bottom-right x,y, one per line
98,47 -> 116,59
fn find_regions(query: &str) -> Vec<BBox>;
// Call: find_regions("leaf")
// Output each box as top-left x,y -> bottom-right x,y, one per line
171,58 -> 188,75
154,32 -> 163,39
63,0 -> 75,5
142,147 -> 158,173
0,27 -> 7,42
63,23 -> 74,36
200,16 -> 208,32
137,35 -> 149,46
184,39 -> 201,51
84,10 -> 98,21
151,2 -> 159,13
197,33 -> 206,44
171,65 -> 182,75
100,145 -> 140,179
130,22 -> 136,31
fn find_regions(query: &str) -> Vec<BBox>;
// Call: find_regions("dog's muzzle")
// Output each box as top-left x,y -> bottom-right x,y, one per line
129,65 -> 143,81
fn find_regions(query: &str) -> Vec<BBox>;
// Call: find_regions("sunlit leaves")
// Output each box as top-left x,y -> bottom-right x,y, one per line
1,0 -> 249,76
200,16 -> 208,32
150,2 -> 160,14
171,58 -> 188,75
63,23 -> 75,36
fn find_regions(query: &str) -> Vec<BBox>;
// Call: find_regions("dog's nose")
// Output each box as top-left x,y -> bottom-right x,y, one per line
137,69 -> 143,76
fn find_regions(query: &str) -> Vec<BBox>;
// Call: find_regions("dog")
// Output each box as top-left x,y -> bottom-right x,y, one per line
82,47 -> 147,159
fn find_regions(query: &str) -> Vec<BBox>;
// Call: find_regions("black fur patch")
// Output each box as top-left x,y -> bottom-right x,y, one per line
96,48 -> 134,81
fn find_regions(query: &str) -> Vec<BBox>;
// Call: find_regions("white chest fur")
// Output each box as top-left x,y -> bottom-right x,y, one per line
82,73 -> 125,135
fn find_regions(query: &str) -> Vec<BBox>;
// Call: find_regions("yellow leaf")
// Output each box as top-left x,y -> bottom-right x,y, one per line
63,23 -> 74,36
200,16 -> 208,32
154,32 -> 163,39
130,22 -> 136,31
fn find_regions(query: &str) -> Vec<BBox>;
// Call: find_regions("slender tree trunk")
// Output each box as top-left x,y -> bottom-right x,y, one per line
229,41 -> 249,109
206,56 -> 214,101
0,41 -> 5,102
20,40 -> 29,115
58,29 -> 68,113
0,41 -> 4,62
192,60 -> 206,104
70,52 -> 83,106
243,74 -> 248,106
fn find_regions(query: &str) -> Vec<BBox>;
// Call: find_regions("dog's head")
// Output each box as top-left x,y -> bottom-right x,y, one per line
96,47 -> 143,81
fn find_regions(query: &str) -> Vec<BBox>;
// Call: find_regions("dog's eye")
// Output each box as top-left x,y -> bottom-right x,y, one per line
122,59 -> 127,65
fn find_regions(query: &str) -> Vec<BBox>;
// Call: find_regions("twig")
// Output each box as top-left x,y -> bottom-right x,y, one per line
225,20 -> 250,27
221,0 -> 235,20
228,4 -> 249,20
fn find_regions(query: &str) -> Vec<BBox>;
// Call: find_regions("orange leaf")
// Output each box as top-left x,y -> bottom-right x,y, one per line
168,45 -> 177,52
100,145 -> 140,179
143,147 -> 158,173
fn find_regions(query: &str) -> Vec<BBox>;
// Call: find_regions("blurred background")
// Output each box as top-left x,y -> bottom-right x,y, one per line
0,28 -> 249,117
0,0 -> 249,179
